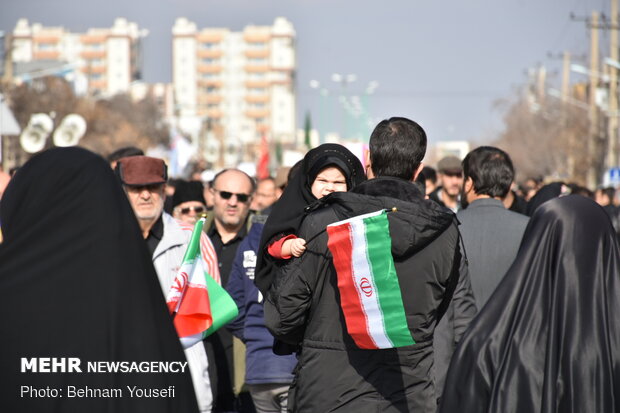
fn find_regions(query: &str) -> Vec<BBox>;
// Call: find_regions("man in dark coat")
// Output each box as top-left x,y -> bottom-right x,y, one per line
457,146 -> 529,308
264,117 -> 464,412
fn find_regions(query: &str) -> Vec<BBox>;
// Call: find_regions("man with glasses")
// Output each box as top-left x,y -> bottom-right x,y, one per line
202,168 -> 258,413
115,155 -> 216,413
172,180 -> 208,225
429,156 -> 464,213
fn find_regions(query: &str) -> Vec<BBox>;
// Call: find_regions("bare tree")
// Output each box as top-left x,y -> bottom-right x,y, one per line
3,77 -> 169,161
492,88 -> 594,187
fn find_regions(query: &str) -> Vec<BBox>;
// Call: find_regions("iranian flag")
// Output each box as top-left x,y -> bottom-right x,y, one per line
327,210 -> 415,350
166,217 -> 238,349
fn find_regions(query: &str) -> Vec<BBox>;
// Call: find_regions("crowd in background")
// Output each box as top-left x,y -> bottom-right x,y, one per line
0,117 -> 618,413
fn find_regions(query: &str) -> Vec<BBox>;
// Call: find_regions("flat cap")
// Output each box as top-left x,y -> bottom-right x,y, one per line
437,156 -> 463,173
116,156 -> 167,186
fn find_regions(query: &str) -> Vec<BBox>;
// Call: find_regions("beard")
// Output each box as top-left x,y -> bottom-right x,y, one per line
460,186 -> 469,209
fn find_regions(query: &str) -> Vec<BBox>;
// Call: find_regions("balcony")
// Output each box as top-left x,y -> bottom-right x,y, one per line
245,95 -> 269,104
197,79 -> 222,88
33,35 -> 60,43
81,35 -> 107,44
243,33 -> 270,43
244,49 -> 269,59
245,80 -> 270,88
244,65 -> 269,73
81,50 -> 106,59
245,109 -> 270,118
33,51 -> 60,60
81,65 -> 106,74
197,64 -> 222,73
197,33 -> 224,42
198,95 -> 223,104
206,109 -> 223,118
197,49 -> 223,58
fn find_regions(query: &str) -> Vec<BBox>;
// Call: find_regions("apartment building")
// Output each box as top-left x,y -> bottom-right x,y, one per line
10,18 -> 146,96
172,17 -> 296,146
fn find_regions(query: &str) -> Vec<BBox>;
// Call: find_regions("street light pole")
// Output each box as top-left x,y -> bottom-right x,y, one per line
607,0 -> 619,170
331,73 -> 356,139
587,11 -> 600,189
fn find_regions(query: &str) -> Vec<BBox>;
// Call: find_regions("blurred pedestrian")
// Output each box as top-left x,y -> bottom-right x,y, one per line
106,145 -> 144,169
522,175 -> 543,201
596,186 -> 620,239
440,195 -> 620,413
251,177 -> 279,213
172,180 -> 208,225
421,165 -> 437,196
429,156 -> 463,212
525,182 -> 567,216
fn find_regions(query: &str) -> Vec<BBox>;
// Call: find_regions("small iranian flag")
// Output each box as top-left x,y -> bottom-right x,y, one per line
327,210 -> 414,350
166,217 -> 238,349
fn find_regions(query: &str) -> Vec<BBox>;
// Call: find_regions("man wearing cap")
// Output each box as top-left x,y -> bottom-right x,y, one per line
116,155 -> 216,413
429,155 -> 464,213
172,180 -> 208,225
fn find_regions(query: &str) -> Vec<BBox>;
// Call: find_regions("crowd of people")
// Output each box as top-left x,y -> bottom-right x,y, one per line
0,116 -> 618,413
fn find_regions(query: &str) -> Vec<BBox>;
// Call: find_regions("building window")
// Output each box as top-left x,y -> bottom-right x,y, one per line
247,42 -> 266,50
37,43 -> 56,50
248,57 -> 267,65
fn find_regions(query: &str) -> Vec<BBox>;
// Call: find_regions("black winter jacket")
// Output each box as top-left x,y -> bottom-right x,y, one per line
264,177 -> 463,412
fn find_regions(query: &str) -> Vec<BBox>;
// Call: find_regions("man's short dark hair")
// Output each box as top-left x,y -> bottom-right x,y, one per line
462,146 -> 514,198
107,146 -> 144,163
421,166 -> 437,184
369,117 -> 427,180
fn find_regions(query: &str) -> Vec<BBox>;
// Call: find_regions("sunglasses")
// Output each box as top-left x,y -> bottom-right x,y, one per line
176,205 -> 206,215
214,190 -> 251,203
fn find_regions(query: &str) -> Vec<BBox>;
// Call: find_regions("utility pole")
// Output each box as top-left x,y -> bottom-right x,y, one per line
607,0 -> 619,171
562,52 -> 571,103
587,11 -> 600,189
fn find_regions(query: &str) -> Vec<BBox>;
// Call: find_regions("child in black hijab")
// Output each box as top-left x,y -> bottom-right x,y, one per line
254,143 -> 366,295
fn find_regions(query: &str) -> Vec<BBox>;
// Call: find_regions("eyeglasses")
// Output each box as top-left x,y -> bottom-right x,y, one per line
175,205 -> 206,215
213,189 -> 251,203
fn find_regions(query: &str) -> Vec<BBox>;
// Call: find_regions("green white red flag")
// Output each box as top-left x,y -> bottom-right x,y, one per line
167,217 -> 238,348
327,210 -> 415,349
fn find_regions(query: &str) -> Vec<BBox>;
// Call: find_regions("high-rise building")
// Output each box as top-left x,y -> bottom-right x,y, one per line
172,17 -> 296,148
10,18 -> 147,96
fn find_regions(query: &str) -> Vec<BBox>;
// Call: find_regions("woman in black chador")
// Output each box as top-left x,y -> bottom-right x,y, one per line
0,147 -> 199,412
440,195 -> 620,413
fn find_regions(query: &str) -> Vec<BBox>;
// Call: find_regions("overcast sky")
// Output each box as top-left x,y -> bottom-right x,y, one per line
0,0 -> 608,144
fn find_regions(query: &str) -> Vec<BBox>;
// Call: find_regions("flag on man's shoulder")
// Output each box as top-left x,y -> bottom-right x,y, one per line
327,209 -> 415,350
167,217 -> 238,348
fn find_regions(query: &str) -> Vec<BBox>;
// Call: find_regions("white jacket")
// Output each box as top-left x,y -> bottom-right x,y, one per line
153,213 -> 214,413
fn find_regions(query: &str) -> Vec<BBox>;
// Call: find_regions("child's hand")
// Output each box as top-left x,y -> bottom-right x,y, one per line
290,238 -> 307,257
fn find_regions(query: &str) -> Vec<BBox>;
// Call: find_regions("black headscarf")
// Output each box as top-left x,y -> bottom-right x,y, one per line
0,148 -> 198,412
254,143 -> 366,294
439,195 -> 620,413
525,181 -> 564,216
